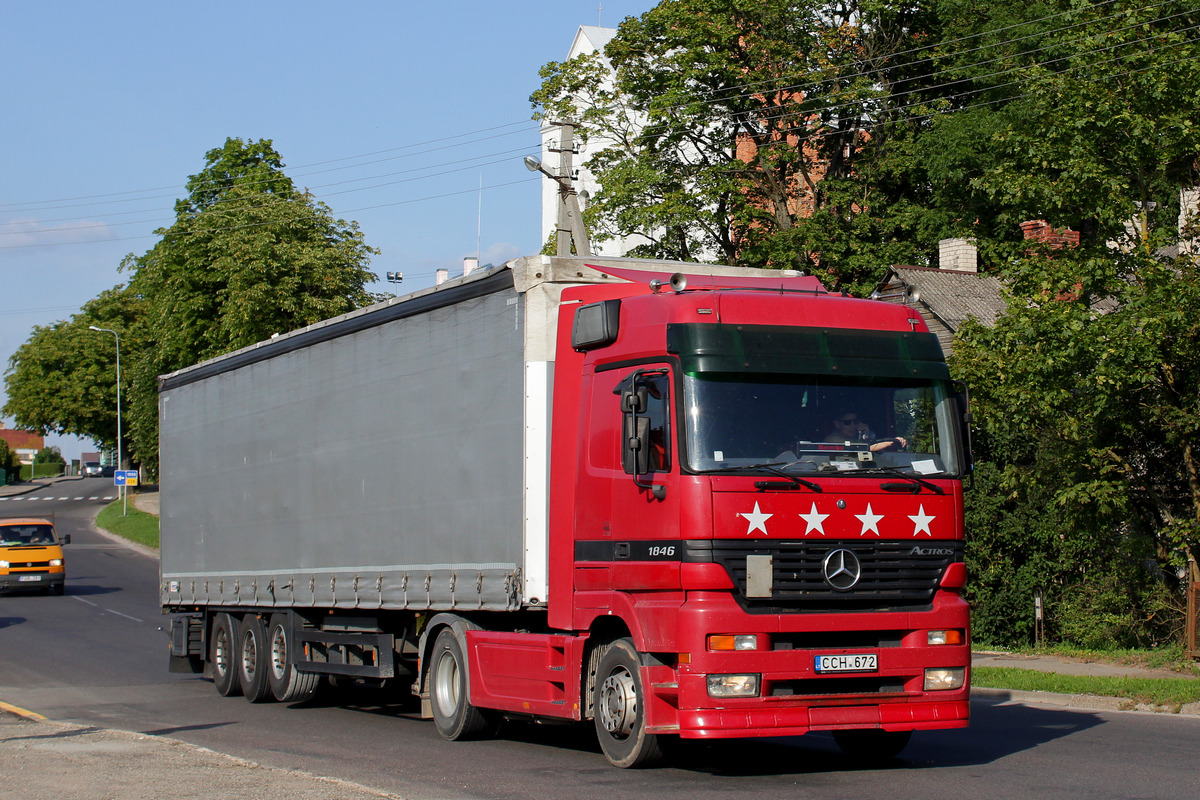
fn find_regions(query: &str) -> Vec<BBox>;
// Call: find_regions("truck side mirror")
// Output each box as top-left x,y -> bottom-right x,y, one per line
622,415 -> 652,476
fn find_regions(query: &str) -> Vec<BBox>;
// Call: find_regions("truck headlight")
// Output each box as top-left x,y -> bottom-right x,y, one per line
0,560 -> 9,568
927,629 -> 964,646
708,634 -> 759,651
49,559 -> 63,567
924,668 -> 966,691
707,674 -> 760,698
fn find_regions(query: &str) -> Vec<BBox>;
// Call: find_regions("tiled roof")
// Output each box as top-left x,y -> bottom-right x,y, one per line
883,266 -> 1006,331
0,429 -> 44,451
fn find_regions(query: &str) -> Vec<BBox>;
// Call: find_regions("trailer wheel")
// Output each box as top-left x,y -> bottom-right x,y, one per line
832,729 -> 912,761
210,613 -> 242,697
430,627 -> 495,740
236,614 -> 273,703
592,638 -> 664,768
267,613 -> 319,703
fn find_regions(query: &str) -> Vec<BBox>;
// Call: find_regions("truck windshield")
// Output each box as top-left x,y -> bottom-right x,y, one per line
684,373 -> 964,476
668,323 -> 965,478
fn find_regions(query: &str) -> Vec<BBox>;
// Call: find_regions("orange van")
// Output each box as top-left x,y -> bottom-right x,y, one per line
0,516 -> 70,595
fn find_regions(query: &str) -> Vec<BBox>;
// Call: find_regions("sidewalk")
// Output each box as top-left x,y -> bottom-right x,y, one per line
0,709 -> 404,800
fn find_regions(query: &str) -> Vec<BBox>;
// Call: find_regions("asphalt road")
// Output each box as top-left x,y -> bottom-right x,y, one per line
3,480 -> 1199,799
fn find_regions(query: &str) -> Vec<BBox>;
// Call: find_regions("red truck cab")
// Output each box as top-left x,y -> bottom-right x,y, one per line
539,268 -> 971,765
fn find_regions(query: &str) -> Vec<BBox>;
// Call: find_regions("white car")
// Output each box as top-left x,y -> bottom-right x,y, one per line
82,461 -> 103,477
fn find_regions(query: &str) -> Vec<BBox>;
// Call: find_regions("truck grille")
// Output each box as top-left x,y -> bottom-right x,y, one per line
685,540 -> 962,611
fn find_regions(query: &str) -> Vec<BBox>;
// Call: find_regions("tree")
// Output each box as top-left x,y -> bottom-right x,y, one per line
119,138 -> 379,475
0,438 -> 16,481
3,286 -> 145,456
531,0 -> 943,290
36,445 -> 65,464
5,138 -> 379,477
942,0 -> 1200,647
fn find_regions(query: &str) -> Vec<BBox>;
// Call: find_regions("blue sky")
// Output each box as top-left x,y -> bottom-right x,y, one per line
1,1 -> 651,459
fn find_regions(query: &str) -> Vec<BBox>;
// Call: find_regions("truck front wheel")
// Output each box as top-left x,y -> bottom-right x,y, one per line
210,613 -> 242,697
429,627 -> 495,740
592,638 -> 664,768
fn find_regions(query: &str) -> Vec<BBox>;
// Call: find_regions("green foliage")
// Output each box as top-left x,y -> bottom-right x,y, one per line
956,241 -> 1200,648
4,138 -> 379,478
3,286 -> 144,452
0,439 -> 16,478
531,0 -> 945,287
36,446 -> 64,464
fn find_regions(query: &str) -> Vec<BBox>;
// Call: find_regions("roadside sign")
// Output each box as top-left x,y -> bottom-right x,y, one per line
114,470 -> 139,487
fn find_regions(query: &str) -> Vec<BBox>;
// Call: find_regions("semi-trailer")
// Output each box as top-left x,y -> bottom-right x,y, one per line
162,255 -> 972,767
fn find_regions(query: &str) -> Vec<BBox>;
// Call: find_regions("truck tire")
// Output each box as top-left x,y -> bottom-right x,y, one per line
236,614 -> 273,703
832,729 -> 912,761
210,613 -> 242,697
267,613 -> 319,703
592,638 -> 664,768
429,627 -> 495,740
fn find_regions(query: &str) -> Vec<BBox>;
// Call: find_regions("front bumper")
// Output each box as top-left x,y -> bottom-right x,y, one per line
0,572 -> 64,591
645,590 -> 971,738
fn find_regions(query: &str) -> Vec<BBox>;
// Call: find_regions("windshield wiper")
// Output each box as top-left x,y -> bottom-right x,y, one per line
701,461 -> 822,492
859,466 -> 946,495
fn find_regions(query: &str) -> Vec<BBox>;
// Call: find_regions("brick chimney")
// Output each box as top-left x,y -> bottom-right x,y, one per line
1020,219 -> 1080,249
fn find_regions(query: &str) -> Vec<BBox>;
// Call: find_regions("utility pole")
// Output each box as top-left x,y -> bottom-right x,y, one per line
545,120 -> 591,257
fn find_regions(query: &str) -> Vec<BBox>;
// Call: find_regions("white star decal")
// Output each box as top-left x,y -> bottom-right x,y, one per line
909,504 -> 935,537
739,502 -> 773,535
799,502 -> 829,536
855,503 -> 884,536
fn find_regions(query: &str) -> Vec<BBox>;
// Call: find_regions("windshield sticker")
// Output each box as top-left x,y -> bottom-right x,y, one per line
911,459 -> 939,474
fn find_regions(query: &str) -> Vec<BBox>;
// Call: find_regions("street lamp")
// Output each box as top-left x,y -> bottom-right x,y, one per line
88,325 -> 125,515
524,151 -> 592,257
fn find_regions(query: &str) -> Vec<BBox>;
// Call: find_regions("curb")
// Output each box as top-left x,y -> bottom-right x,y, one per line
971,686 -> 1200,717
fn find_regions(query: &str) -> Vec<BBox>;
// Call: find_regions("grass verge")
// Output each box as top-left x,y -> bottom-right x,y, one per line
95,496 -> 159,548
973,666 -> 1200,709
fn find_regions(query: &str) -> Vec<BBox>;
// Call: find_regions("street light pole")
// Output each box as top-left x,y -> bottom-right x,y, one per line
524,120 -> 592,257
88,325 -> 125,515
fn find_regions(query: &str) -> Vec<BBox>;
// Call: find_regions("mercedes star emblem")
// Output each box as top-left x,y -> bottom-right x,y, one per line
822,548 -> 862,591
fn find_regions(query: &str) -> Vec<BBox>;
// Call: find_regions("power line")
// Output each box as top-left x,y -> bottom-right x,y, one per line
0,144 -> 541,235
0,122 -> 538,214
0,176 -> 541,251
0,2 -> 1157,218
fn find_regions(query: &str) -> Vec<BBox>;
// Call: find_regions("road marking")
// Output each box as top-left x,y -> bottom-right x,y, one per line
0,495 -> 116,502
72,596 -> 99,608
106,609 -> 144,623
0,700 -> 46,721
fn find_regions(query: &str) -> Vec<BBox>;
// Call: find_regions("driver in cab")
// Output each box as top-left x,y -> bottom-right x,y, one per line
825,412 -> 906,453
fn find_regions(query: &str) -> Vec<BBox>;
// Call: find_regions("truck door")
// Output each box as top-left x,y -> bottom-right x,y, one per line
607,366 -> 681,587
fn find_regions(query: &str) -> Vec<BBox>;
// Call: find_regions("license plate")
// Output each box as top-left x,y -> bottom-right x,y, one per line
18,575 -> 43,583
814,653 -> 878,673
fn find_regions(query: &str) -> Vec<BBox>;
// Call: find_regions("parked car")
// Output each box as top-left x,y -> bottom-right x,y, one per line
82,461 -> 102,477
101,465 -> 116,478
0,516 -> 70,595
